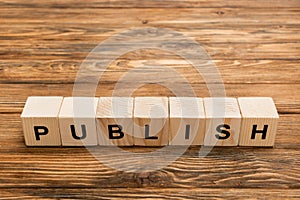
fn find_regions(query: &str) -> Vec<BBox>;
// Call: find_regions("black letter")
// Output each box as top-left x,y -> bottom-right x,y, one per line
34,126 -> 49,140
185,124 -> 190,140
108,125 -> 124,139
251,124 -> 268,140
70,124 -> 87,140
145,124 -> 158,140
215,124 -> 231,140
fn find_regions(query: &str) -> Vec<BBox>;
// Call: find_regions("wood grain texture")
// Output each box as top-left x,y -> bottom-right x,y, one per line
0,83 -> 299,114
2,60 -> 300,84
97,97 -> 134,146
134,97 -> 169,146
204,98 -> 241,146
0,143 -> 298,188
21,96 -> 63,146
0,8 -> 300,66
169,97 -> 205,145
0,188 -> 300,199
238,97 -> 279,147
59,97 -> 99,146
0,0 -> 299,198
1,0 -> 300,8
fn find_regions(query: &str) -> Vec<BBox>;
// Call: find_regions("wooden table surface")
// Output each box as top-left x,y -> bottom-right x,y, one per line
0,0 -> 299,199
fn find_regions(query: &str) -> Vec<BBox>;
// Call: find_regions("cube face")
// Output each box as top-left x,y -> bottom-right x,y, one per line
239,118 -> 278,146
238,97 -> 279,146
97,97 -> 134,146
169,118 -> 205,145
22,117 -> 61,146
203,98 -> 241,146
21,96 -> 63,146
97,118 -> 134,146
59,118 -> 98,146
134,97 -> 169,146
169,97 -> 205,145
134,117 -> 169,146
59,97 -> 99,146
204,118 -> 241,146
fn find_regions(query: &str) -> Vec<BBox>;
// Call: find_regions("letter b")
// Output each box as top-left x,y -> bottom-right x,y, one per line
108,125 -> 125,139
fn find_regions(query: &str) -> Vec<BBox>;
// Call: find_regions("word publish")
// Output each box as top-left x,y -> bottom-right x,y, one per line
21,96 -> 279,147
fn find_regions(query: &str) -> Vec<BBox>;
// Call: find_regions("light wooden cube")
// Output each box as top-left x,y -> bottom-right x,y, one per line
96,97 -> 134,146
21,96 -> 63,146
134,97 -> 169,146
238,97 -> 279,147
59,97 -> 99,146
169,97 -> 205,145
203,97 -> 241,146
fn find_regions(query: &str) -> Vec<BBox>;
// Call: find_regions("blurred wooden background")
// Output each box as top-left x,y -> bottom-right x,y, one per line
0,0 -> 299,199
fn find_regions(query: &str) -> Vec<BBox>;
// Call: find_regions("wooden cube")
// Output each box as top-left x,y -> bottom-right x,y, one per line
59,97 -> 99,146
96,97 -> 134,146
203,97 -> 241,146
169,97 -> 205,145
21,96 -> 63,146
134,97 -> 169,146
238,97 -> 279,147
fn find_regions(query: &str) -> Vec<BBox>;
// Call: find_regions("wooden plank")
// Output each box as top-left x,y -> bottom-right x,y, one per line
0,83 -> 298,114
0,143 -> 298,188
0,5 -> 299,69
1,7 -> 300,20
0,0 -> 300,8
0,43 -> 299,61
0,8 -> 299,34
0,188 -> 300,199
1,7 -> 299,22
1,60 -> 299,84
0,26 -> 299,45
